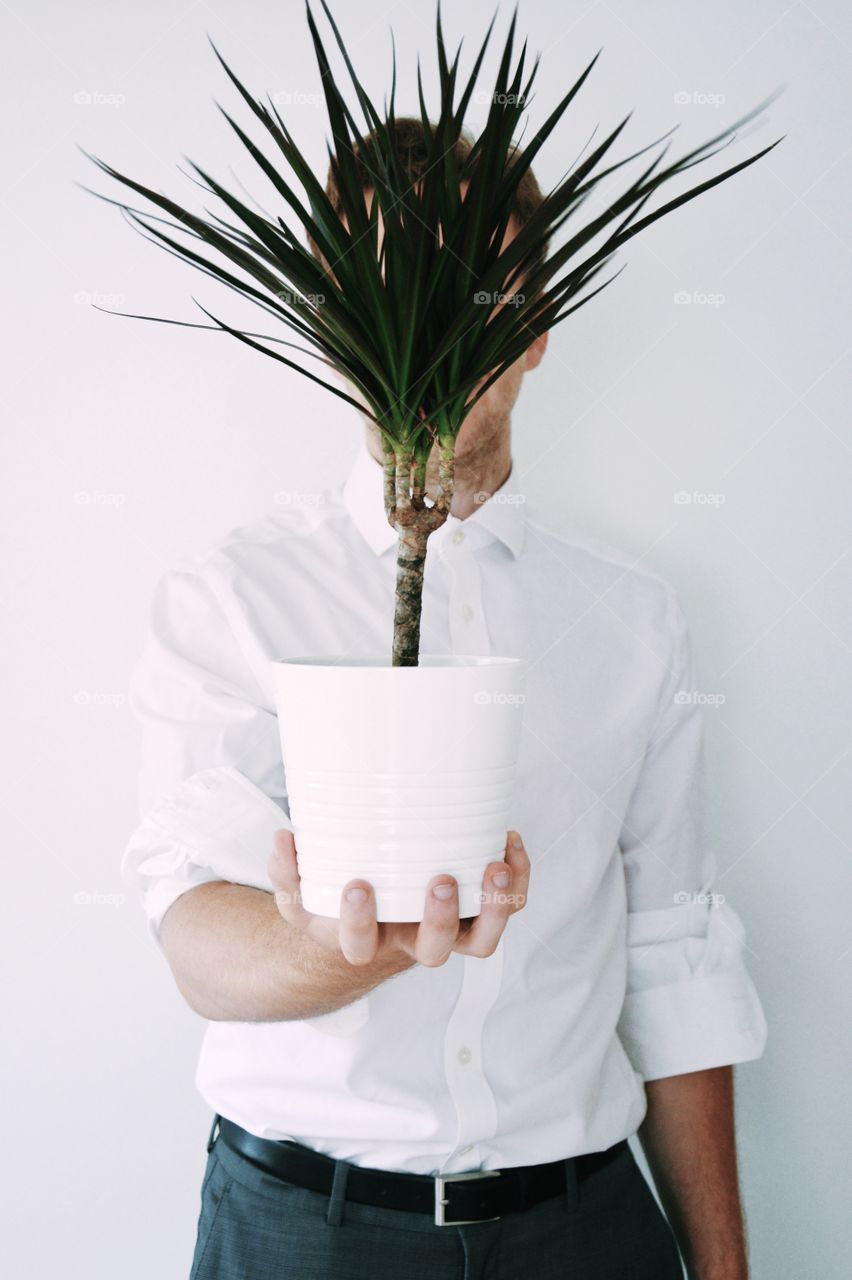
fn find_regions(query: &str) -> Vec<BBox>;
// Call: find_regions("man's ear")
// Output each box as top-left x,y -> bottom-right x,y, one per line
524,329 -> 549,372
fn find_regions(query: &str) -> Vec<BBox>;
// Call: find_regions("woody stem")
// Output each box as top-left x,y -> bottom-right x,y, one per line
382,438 -> 455,667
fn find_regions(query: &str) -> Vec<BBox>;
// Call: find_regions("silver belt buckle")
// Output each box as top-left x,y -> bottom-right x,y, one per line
434,1168 -> 501,1226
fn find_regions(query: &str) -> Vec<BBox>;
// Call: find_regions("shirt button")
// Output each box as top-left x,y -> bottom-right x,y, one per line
457,1046 -> 472,1065
451,530 -> 464,544
461,603 -> 474,622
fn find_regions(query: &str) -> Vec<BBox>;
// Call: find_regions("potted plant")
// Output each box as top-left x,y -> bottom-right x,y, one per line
80,0 -> 780,920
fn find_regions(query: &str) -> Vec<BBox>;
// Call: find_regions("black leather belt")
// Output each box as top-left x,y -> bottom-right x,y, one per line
213,1115 -> 627,1226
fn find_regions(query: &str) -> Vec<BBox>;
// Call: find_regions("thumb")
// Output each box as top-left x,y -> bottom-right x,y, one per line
267,827 -> 297,888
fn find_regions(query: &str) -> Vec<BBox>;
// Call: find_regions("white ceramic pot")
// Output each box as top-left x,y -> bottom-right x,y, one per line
271,655 -> 527,921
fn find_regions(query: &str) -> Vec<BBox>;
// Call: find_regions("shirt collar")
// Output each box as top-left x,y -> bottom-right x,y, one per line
341,437 -> 526,560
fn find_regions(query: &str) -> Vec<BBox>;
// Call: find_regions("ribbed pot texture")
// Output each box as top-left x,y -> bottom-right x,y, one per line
271,655 -> 527,921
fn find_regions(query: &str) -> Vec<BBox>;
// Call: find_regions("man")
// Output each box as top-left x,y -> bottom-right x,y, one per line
122,119 -> 767,1280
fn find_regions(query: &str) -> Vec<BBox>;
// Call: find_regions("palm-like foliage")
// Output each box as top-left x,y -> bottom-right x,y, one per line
79,0 -> 781,664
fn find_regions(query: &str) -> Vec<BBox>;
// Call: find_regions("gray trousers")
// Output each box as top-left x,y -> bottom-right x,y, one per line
189,1125 -> 683,1280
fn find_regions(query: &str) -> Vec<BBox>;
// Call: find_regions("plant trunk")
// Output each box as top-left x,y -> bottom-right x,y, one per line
392,526 -> 431,666
382,438 -> 454,666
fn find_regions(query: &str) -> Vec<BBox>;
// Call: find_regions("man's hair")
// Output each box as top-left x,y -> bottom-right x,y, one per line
306,116 -> 550,300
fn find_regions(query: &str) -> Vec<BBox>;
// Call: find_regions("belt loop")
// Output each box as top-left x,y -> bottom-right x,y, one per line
563,1156 -> 579,1214
206,1114 -> 221,1154
325,1158 -> 350,1227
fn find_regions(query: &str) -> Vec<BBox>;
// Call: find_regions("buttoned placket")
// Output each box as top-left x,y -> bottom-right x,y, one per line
437,937 -> 506,1173
433,518 -> 505,1173
437,519 -> 492,655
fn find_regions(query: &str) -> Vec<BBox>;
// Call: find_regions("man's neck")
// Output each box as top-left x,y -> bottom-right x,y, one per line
364,427 -> 513,521
435,443 -> 512,519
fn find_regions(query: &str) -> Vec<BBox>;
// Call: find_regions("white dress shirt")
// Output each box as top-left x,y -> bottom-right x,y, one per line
121,437 -> 767,1175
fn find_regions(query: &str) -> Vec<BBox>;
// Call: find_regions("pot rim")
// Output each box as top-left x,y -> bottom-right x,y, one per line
272,654 -> 524,669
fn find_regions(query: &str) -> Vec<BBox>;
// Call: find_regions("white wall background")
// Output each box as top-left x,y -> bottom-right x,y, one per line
2,1 -> 849,1276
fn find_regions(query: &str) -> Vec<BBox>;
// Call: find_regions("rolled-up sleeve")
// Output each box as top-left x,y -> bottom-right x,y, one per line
121,765 -> 292,952
120,561 -> 291,953
616,585 -> 768,1080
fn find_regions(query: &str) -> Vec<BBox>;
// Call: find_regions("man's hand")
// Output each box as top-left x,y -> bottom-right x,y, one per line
268,829 -> 530,968
158,831 -> 531,1023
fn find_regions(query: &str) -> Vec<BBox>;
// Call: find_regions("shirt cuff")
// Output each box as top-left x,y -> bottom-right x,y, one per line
121,765 -> 292,953
617,899 -> 768,1080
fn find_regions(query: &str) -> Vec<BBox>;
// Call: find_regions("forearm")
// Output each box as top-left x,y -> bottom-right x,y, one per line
638,1065 -> 748,1280
159,881 -> 415,1022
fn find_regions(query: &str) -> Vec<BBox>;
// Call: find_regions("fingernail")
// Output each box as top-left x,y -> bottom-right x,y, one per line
492,870 -> 510,888
345,887 -> 368,904
511,833 -> 523,849
433,883 -> 455,900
